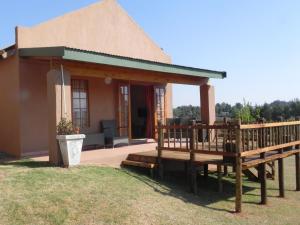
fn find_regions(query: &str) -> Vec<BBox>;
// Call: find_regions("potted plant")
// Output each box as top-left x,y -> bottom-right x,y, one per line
56,118 -> 85,167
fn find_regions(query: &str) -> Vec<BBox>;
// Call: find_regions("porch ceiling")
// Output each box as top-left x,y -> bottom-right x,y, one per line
20,46 -> 226,76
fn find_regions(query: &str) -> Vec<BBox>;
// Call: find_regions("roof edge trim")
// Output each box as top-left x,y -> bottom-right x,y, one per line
19,47 -> 226,79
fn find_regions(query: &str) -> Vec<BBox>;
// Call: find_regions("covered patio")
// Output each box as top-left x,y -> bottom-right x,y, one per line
19,46 -> 226,165
33,141 -> 157,168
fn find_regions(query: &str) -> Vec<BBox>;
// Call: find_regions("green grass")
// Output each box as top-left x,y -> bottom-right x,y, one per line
0,158 -> 299,225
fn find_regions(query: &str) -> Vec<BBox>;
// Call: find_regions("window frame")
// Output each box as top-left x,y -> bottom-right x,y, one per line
154,86 -> 166,125
71,79 -> 90,128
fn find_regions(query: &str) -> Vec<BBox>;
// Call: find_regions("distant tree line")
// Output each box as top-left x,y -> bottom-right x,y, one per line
173,99 -> 300,123
173,105 -> 201,120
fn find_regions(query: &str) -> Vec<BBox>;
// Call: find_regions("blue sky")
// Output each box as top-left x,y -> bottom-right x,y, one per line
1,0 -> 299,107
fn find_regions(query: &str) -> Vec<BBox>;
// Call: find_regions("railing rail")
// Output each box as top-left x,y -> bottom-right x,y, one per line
156,120 -> 300,158
239,120 -> 300,157
156,120 -> 238,157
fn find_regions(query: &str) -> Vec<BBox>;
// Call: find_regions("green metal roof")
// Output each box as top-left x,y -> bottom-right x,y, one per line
19,46 -> 226,79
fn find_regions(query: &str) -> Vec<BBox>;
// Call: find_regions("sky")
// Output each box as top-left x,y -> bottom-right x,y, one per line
1,0 -> 300,107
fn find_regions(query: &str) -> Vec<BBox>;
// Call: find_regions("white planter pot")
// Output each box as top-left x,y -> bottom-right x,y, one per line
56,134 -> 86,167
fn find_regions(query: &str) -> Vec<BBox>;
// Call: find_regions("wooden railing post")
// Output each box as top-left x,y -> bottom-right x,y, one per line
235,119 -> 243,213
260,124 -> 267,205
277,123 -> 284,196
157,121 -> 164,179
295,120 -> 300,191
296,153 -> 300,191
278,148 -> 285,197
190,120 -> 197,194
223,117 -> 228,176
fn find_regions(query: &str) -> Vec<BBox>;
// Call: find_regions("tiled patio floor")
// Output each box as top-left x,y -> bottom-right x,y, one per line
32,142 -> 157,168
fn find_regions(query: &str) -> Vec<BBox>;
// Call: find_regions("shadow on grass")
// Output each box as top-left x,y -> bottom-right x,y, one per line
121,167 -> 255,213
0,160 -> 53,168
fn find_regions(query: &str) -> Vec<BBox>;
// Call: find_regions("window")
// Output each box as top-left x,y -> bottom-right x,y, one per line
119,84 -> 129,136
71,79 -> 89,128
155,87 -> 166,125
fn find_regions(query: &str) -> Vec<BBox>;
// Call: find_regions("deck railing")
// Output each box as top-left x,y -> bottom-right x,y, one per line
157,120 -> 300,157
239,121 -> 300,157
157,121 -> 237,156
156,119 -> 300,213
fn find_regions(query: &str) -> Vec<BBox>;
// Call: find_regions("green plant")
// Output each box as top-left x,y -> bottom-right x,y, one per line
56,118 -> 76,135
234,99 -> 256,123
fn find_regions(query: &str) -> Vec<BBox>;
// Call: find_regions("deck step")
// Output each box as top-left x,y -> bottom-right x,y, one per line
243,169 -> 259,182
243,164 -> 275,182
253,165 -> 274,180
122,160 -> 157,169
126,153 -> 157,164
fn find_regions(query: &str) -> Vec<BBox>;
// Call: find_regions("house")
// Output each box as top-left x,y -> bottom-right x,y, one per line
0,0 -> 226,164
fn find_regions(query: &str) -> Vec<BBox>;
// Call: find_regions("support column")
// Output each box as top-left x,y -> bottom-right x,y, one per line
259,158 -> 267,205
47,69 -> 72,165
278,149 -> 285,197
200,83 -> 216,125
296,153 -> 300,191
235,119 -> 242,213
157,121 -> 164,179
190,120 -> 197,194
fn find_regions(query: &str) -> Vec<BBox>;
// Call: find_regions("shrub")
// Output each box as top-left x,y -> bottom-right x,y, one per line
57,118 -> 78,135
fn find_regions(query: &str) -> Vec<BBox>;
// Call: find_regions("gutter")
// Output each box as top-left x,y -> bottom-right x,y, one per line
0,48 -> 16,60
0,50 -> 7,59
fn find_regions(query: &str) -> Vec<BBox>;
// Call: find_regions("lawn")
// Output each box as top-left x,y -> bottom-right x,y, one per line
0,157 -> 299,225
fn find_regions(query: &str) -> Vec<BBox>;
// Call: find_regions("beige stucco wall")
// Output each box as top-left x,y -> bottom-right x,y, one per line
16,0 -> 171,64
74,76 -> 116,134
17,58 -> 171,156
19,60 -> 49,155
0,55 -> 21,157
16,0 -> 173,121
18,61 -> 117,155
165,83 -> 173,118
2,0 -> 176,156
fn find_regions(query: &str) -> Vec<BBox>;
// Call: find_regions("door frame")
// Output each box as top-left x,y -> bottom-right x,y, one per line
117,82 -> 131,139
117,82 -> 167,140
153,85 -> 167,138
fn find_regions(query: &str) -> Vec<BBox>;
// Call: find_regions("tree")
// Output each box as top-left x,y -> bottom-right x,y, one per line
173,99 -> 300,122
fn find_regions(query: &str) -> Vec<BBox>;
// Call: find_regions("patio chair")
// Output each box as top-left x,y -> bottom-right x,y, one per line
100,120 -> 129,148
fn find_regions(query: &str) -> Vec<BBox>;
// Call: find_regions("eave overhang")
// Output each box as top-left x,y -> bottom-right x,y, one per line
19,46 -> 227,79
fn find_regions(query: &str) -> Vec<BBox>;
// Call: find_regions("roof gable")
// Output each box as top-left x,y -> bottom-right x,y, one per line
16,0 -> 171,63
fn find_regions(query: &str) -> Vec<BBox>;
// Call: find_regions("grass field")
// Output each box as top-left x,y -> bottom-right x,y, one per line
0,157 -> 299,225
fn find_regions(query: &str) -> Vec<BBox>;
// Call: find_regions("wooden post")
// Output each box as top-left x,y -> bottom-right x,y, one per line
259,158 -> 267,204
223,165 -> 228,176
296,153 -> 300,191
217,164 -> 223,193
190,120 -> 197,193
235,119 -> 243,213
260,126 -> 267,204
295,121 -> 300,191
157,121 -> 164,179
204,164 -> 209,179
278,148 -> 285,197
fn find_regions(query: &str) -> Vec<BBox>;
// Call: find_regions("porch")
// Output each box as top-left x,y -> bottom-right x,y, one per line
19,46 -> 225,162
33,141 -> 157,168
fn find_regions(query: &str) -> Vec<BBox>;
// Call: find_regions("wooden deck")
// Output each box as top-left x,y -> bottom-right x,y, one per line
126,150 -> 225,165
123,120 -> 300,213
